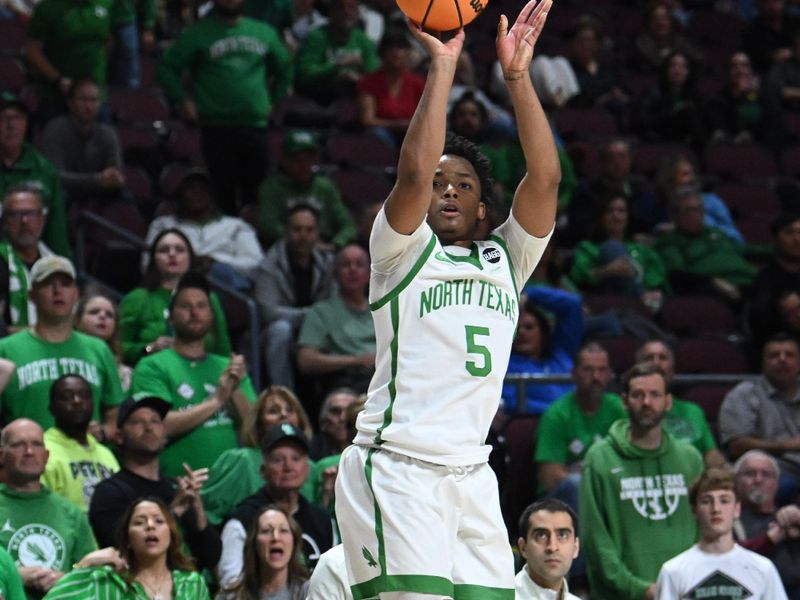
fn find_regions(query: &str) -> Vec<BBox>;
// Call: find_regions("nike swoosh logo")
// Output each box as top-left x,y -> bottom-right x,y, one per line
434,252 -> 456,264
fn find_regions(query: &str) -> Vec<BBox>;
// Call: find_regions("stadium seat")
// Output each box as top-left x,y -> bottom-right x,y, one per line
158,162 -> 192,198
501,415 -> 540,534
704,142 -> 778,181
0,56 -> 24,91
584,294 -> 649,318
674,339 -> 749,374
715,182 -> 781,220
325,132 -> 397,171
780,145 -> 800,179
123,166 -> 153,203
109,88 -> 170,125
554,107 -> 618,142
633,142 -> 695,178
167,127 -> 203,165
594,336 -> 641,373
734,217 -> 772,245
330,169 -> 393,210
683,384 -> 734,442
0,20 -> 25,54
659,296 -> 738,338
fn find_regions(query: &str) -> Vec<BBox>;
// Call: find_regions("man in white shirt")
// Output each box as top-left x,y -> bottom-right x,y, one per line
656,468 -> 788,599
516,499 -> 581,600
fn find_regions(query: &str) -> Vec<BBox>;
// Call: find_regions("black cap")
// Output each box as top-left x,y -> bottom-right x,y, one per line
0,92 -> 29,115
168,270 -> 210,313
771,212 -> 800,236
116,393 -> 171,428
260,423 -> 310,454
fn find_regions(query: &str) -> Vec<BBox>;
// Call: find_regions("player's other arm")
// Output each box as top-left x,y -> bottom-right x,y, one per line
497,0 -> 559,237
383,25 -> 464,235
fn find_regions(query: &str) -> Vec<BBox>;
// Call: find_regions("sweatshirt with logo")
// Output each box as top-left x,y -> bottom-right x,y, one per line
579,419 -> 703,600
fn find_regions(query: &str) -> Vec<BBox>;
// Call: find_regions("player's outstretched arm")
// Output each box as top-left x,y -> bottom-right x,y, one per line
383,24 -> 465,235
497,0 -> 559,237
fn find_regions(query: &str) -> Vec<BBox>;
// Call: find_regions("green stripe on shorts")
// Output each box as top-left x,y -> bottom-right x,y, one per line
352,574 -> 454,599
454,583 -> 516,599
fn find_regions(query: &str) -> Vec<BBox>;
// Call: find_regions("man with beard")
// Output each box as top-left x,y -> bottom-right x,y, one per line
535,341 -> 626,509
579,362 -> 703,600
41,374 -> 119,512
156,0 -> 292,214
131,270 -> 256,477
88,394 -> 221,570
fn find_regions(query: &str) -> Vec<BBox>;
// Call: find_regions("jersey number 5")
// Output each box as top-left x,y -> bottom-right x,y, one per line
465,325 -> 492,377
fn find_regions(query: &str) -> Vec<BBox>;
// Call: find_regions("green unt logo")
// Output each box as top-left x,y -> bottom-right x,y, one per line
8,524 -> 66,569
362,546 -> 378,568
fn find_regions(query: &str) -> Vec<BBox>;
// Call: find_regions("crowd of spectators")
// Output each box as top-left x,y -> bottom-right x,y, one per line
2,0 -> 800,597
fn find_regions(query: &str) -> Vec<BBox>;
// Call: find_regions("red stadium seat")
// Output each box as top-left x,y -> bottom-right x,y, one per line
659,296 -> 738,338
674,339 -> 749,374
704,142 -> 778,181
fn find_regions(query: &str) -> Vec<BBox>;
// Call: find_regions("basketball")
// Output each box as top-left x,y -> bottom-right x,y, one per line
396,0 -> 488,31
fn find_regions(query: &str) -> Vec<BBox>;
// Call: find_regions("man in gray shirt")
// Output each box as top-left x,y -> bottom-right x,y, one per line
719,333 -> 800,505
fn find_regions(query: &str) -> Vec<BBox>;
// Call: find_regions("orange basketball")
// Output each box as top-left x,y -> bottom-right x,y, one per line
396,0 -> 489,31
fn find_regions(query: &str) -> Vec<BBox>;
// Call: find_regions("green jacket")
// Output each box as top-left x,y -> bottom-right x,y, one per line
570,240 -> 669,292
0,143 -> 71,257
157,12 -> 292,127
656,227 -> 756,286
295,25 -> 379,94
579,419 -> 703,600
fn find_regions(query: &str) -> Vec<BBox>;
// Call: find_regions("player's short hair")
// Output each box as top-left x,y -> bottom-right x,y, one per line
621,362 -> 669,394
442,131 -> 494,206
518,498 -> 578,538
690,468 -> 737,507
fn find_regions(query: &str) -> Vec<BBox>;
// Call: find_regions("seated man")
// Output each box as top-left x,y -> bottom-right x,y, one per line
145,169 -> 263,290
39,79 -> 125,205
219,423 -> 334,585
309,388 -> 358,461
656,185 -> 755,303
515,499 -> 581,600
297,244 -> 375,394
656,468 -> 788,599
0,419 -> 96,597
252,204 -> 335,389
719,333 -> 800,505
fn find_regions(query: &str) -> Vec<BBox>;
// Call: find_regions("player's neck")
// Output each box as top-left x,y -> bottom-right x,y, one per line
526,565 -> 563,592
628,424 -> 663,449
698,531 -> 736,554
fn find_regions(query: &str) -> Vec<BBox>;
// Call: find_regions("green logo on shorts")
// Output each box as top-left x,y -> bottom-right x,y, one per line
362,546 -> 378,568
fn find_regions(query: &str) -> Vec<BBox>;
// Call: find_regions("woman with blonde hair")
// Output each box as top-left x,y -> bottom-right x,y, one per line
201,386 -> 314,525
75,289 -> 132,392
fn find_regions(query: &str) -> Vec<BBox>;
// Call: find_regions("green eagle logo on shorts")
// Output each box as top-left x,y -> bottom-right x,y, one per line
362,546 -> 378,568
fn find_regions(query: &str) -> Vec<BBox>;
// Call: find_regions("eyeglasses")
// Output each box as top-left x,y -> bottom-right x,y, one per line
4,209 -> 45,221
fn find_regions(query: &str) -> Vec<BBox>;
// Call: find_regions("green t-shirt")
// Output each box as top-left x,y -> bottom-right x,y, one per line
118,286 -> 231,365
0,144 -> 71,257
0,330 -> 123,430
109,0 -> 155,28
0,485 -> 97,600
42,566 -> 210,600
201,446 -> 315,525
131,349 -> 257,477
157,13 -> 292,127
0,547 -> 25,600
535,391 -> 628,466
295,25 -> 379,94
297,297 -> 375,356
27,0 -> 112,93
664,397 -> 718,456
41,428 -> 120,513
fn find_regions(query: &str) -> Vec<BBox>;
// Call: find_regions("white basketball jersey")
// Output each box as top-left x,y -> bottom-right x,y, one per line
353,209 -> 551,465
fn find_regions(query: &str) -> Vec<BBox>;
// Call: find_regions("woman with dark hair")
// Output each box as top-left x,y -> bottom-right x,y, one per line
201,386 -> 315,526
118,228 -> 231,365
43,498 -> 210,599
218,505 -> 309,600
632,50 -> 710,151
75,289 -> 132,391
569,193 -> 668,310
501,285 -> 584,415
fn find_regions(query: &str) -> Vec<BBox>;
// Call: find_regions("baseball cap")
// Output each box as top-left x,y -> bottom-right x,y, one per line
168,270 -> 210,313
29,255 -> 76,285
260,423 -> 310,454
283,130 -> 317,154
0,92 -> 29,115
116,393 -> 171,428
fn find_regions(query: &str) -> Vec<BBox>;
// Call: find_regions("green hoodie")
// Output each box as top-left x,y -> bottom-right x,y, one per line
579,419 -> 703,600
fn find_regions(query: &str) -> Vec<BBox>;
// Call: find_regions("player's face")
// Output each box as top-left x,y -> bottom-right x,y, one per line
128,501 -> 171,561
120,407 -> 167,455
694,489 -> 739,542
513,311 -> 542,358
77,295 -> 116,342
735,455 -> 778,507
427,155 -> 485,245
262,443 -> 309,493
153,233 -> 190,280
637,341 -> 674,378
573,351 -> 612,397
624,373 -> 672,430
2,192 -> 46,249
50,376 -> 94,428
169,288 -> 213,342
30,273 -> 79,321
518,510 -> 579,590
1,421 -> 48,483
762,340 -> 800,388
256,509 -> 294,572
261,396 -> 300,430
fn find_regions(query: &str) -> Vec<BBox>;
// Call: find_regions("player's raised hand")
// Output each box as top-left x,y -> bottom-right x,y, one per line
496,0 -> 552,76
407,18 -> 465,63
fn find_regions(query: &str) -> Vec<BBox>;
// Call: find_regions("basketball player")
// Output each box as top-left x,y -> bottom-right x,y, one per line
334,1 -> 558,598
